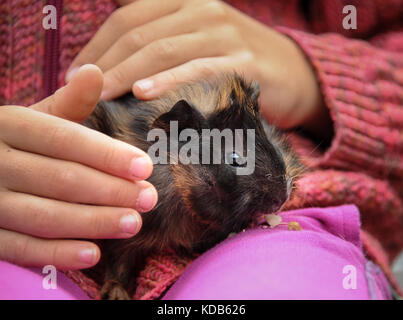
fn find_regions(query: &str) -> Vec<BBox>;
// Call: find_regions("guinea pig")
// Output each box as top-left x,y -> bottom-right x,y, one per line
84,73 -> 302,299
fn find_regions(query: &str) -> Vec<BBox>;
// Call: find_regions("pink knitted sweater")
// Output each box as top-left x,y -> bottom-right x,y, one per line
1,0 -> 402,298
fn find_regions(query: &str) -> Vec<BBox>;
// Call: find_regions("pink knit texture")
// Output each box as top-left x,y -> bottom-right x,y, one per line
0,0 -> 402,299
0,0 -> 45,106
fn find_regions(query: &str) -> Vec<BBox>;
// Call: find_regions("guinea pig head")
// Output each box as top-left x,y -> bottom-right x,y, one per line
207,76 -> 295,228
150,75 -> 297,233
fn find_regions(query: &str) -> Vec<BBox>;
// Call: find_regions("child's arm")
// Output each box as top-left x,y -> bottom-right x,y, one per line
278,28 -> 403,181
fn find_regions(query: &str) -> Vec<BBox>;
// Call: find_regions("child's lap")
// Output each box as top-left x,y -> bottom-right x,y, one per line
0,205 -> 391,300
163,205 -> 391,299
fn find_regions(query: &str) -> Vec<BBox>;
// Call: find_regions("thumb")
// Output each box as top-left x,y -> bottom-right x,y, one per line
31,64 -> 103,123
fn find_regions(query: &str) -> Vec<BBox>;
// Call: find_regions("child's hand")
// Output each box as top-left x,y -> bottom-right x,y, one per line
0,65 -> 157,270
66,0 -> 326,132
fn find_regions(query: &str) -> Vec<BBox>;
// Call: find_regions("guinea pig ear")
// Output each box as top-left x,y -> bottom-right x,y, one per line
152,99 -> 207,133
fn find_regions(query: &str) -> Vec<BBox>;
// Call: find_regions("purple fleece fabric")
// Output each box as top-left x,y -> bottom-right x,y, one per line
0,205 -> 392,299
163,205 -> 392,300
0,262 -> 89,300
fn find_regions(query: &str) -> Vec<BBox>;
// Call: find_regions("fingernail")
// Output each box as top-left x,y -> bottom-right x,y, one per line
129,156 -> 153,180
119,214 -> 141,235
134,79 -> 154,92
65,67 -> 79,82
136,187 -> 158,212
78,248 -> 97,265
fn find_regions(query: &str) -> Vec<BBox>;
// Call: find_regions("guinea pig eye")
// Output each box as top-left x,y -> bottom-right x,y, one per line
226,152 -> 247,167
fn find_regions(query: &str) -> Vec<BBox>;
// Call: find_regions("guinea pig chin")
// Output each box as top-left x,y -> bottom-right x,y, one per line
268,196 -> 287,213
260,180 -> 290,214
274,182 -> 291,211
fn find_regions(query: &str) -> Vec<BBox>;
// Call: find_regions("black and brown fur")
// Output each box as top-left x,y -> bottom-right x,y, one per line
84,74 -> 302,299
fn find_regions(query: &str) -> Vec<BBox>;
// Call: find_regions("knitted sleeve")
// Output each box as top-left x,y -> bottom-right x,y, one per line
277,27 -> 403,181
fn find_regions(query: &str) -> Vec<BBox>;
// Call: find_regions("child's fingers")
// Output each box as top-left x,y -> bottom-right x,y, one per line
101,32 -> 222,100
0,147 -> 157,213
0,106 -> 153,182
0,191 -> 142,239
0,229 -> 101,270
95,8 -> 201,72
31,64 -> 103,123
65,0 -> 182,80
132,56 -> 241,99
